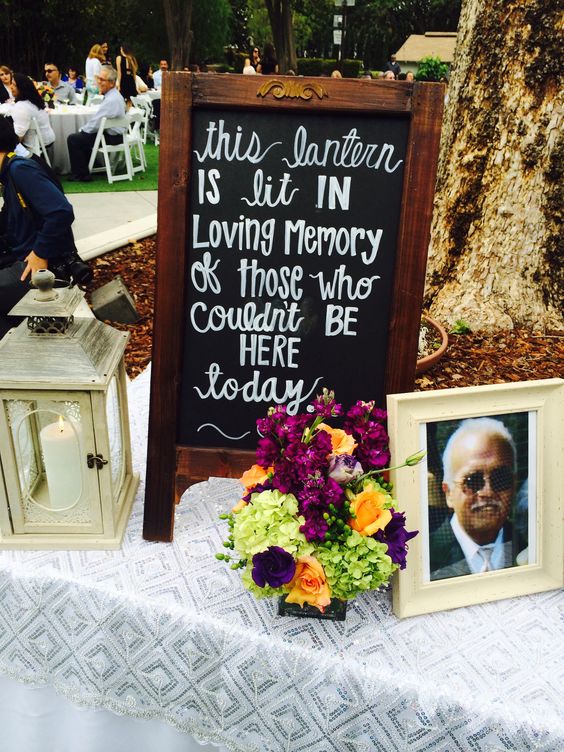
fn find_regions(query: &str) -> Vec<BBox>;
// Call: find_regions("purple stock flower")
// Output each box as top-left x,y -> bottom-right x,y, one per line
327,454 -> 364,484
309,388 -> 343,419
374,510 -> 418,569
256,437 -> 279,467
251,546 -> 296,588
297,474 -> 344,542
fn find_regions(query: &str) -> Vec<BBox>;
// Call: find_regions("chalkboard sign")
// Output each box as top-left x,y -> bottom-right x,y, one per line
144,74 -> 444,542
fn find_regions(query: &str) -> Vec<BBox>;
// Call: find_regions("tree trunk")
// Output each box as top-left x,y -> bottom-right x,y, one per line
425,0 -> 563,332
162,0 -> 193,70
264,0 -> 297,73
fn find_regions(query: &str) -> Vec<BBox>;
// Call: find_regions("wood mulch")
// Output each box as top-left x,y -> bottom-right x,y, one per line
85,236 -> 564,388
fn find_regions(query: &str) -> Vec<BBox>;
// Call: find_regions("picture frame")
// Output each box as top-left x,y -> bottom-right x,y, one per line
387,378 -> 563,618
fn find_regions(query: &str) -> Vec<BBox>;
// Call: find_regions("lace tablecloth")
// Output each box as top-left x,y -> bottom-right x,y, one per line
0,367 -> 562,752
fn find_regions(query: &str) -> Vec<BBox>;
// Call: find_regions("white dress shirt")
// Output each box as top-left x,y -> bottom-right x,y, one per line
80,86 -> 126,136
450,514 -> 505,573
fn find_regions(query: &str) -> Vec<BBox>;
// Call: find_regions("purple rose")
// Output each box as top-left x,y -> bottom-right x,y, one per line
251,546 -> 296,588
327,454 -> 364,484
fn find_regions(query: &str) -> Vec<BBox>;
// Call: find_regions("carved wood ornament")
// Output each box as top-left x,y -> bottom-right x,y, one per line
257,79 -> 328,101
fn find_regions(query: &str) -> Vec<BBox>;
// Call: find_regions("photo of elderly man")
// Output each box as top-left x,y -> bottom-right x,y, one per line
429,416 -> 529,581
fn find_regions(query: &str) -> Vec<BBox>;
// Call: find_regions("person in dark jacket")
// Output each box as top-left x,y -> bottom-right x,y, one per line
0,116 -> 76,337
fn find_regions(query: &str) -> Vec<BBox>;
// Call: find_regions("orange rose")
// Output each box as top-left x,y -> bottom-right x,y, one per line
348,489 -> 392,536
239,464 -> 272,490
233,464 -> 273,513
318,423 -> 357,455
285,556 -> 331,611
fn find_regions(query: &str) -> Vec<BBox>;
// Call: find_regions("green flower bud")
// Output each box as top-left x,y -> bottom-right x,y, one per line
405,449 -> 426,466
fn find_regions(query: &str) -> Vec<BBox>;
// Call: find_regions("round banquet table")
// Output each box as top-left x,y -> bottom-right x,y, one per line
48,104 -> 98,174
0,102 -> 97,175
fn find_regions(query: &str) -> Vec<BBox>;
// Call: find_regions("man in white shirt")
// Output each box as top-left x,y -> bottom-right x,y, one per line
66,65 -> 126,181
43,63 -> 76,104
430,417 -> 526,580
152,60 -> 169,88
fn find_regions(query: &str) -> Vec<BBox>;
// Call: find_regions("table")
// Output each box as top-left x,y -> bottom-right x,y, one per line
0,367 -> 562,752
0,102 -> 96,175
48,104 -> 97,174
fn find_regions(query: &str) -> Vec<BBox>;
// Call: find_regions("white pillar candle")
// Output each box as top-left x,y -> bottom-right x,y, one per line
39,417 -> 82,510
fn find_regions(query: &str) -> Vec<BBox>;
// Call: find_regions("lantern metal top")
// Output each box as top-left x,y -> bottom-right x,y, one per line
0,269 -> 129,389
8,270 -> 84,320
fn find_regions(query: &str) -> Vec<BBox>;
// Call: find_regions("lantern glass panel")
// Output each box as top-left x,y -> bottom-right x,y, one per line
106,375 -> 125,502
4,397 -> 94,527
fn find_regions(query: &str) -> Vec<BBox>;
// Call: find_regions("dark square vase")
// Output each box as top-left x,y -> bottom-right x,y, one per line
278,596 -> 347,621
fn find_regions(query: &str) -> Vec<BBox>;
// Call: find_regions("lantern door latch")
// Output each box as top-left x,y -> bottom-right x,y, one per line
87,453 -> 108,470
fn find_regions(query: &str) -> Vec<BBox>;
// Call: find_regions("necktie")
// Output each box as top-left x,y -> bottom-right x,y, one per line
478,547 -> 493,572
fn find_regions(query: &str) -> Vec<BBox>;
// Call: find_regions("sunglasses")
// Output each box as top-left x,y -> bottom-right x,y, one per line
44,69 -> 57,74
456,467 -> 513,494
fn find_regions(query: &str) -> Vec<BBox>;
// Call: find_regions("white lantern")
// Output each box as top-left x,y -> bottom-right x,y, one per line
0,270 -> 138,549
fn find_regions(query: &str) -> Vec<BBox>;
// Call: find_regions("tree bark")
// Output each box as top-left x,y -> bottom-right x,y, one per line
264,0 -> 297,73
425,0 -> 563,332
162,0 -> 193,70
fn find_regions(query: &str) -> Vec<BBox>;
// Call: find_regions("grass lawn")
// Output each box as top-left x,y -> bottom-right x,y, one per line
61,143 -> 159,193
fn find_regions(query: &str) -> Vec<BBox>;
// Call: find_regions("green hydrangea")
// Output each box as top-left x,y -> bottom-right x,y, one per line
316,530 -> 396,601
232,489 -> 314,559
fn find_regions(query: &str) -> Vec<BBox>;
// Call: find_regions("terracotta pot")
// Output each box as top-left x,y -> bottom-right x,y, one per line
416,315 -> 448,375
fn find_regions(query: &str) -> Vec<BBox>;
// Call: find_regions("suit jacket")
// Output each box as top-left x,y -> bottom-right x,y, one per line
429,516 -> 524,581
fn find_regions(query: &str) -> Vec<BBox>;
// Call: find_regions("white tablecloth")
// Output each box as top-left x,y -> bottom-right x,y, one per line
0,367 -> 562,751
0,102 -> 96,175
48,105 -> 97,174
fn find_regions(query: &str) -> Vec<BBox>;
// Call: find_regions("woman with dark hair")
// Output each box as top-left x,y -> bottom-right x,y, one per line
67,67 -> 84,92
10,73 -> 55,157
250,46 -> 261,71
0,66 -> 14,103
115,43 -> 138,104
258,43 -> 278,74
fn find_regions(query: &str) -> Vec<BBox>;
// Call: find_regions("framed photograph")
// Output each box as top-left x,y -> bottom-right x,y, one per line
387,379 -> 563,618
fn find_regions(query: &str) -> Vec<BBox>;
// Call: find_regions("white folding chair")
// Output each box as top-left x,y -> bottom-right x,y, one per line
87,93 -> 104,106
87,114 -> 147,183
28,116 -> 52,166
87,116 -> 133,183
130,96 -> 152,144
126,110 -> 147,172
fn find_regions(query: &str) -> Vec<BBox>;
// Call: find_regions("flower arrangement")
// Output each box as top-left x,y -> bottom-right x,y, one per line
35,82 -> 55,108
218,389 -> 422,614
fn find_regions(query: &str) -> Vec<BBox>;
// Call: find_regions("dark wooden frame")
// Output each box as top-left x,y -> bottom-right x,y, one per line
143,73 -> 444,542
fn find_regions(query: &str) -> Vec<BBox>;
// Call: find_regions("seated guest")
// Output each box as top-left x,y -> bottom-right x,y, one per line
152,59 -> 169,88
135,74 -> 148,93
145,65 -> 154,89
257,43 -> 278,74
66,65 -> 126,182
0,116 -> 76,338
242,58 -> 256,75
10,73 -> 55,159
67,67 -> 84,91
0,66 -> 14,103
43,63 -> 77,103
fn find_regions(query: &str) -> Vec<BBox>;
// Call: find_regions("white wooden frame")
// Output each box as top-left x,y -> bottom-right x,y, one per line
387,379 -> 563,618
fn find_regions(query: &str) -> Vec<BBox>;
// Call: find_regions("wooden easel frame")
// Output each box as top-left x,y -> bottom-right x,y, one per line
143,73 -> 444,542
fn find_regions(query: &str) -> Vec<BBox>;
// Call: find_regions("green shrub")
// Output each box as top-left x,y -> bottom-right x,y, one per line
415,56 -> 449,82
342,59 -> 364,78
297,58 -> 324,76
